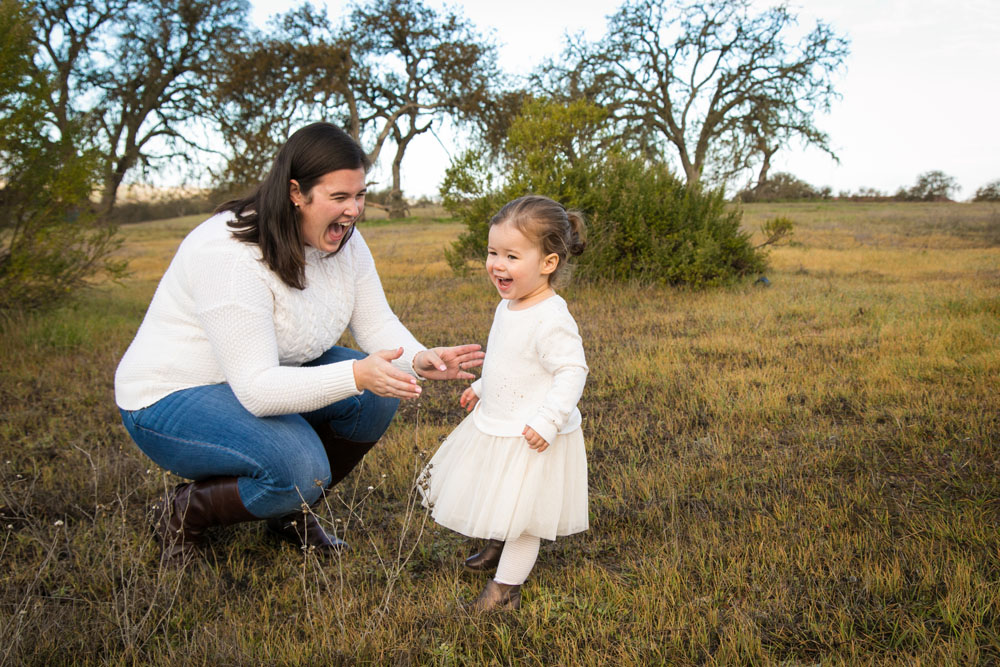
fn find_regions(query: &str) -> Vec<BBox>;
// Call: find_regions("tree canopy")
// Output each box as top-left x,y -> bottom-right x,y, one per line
33,0 -> 250,214
536,0 -> 849,188
1,0 -> 124,309
897,170 -> 960,202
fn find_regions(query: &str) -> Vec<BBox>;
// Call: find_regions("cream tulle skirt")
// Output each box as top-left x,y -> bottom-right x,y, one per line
420,414 -> 589,542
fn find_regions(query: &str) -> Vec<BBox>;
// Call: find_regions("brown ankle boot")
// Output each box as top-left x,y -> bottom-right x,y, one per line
464,539 -> 504,572
466,579 -> 522,612
154,477 -> 256,563
265,505 -> 348,553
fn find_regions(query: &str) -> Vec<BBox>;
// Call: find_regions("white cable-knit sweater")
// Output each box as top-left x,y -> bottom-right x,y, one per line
470,295 -> 588,446
114,212 -> 425,416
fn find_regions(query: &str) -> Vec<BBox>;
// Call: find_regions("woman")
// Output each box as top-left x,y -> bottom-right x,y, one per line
115,122 -> 483,562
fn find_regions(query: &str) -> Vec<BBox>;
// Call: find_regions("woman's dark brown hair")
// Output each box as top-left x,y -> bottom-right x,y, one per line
217,122 -> 371,289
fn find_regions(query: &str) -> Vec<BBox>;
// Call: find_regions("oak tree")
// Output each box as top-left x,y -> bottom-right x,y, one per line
349,0 -> 499,217
538,0 -> 849,188
33,0 -> 249,214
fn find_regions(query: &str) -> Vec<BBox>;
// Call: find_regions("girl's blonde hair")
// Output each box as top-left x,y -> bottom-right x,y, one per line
489,195 -> 586,285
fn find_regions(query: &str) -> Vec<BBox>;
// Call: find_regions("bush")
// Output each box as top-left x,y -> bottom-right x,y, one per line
973,179 -> 1000,202
579,156 -> 764,286
444,99 -> 769,287
736,172 -> 830,202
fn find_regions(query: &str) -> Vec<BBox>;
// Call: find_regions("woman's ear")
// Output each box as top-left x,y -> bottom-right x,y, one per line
541,253 -> 560,275
289,179 -> 303,207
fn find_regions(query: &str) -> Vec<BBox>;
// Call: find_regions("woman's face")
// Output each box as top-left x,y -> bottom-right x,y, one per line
290,168 -> 367,253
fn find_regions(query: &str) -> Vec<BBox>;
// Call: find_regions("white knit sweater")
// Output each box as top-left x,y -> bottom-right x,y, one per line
114,212 -> 425,416
470,295 -> 588,446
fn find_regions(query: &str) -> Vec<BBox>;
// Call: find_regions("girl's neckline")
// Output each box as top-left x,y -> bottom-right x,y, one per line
503,292 -> 559,312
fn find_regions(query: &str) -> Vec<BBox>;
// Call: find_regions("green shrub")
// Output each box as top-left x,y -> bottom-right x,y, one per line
443,99 -> 768,287
579,156 -> 764,286
0,0 -> 125,310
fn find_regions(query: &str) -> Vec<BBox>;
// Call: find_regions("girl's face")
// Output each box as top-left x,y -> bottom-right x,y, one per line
486,221 -> 559,309
291,168 -> 366,253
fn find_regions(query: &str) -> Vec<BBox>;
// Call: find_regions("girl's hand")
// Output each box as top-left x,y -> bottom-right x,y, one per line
523,426 -> 550,453
413,344 -> 484,381
353,348 -> 422,399
459,387 -> 479,412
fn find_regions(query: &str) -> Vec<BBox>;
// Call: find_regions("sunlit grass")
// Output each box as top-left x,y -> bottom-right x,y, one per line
1,201 -> 998,663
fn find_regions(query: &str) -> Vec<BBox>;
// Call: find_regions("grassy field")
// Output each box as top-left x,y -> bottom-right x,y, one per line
1,201 -> 998,664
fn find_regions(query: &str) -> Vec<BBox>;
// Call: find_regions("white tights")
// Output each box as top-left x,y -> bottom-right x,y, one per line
494,534 -> 541,586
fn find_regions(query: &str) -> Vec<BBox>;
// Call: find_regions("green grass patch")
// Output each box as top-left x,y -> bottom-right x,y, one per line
1,201 -> 998,663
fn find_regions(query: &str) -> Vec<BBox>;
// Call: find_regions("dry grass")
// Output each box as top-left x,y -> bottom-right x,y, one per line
1,201 -> 998,664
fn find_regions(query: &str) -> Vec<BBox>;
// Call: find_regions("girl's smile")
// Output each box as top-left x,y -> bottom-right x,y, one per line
486,222 -> 559,309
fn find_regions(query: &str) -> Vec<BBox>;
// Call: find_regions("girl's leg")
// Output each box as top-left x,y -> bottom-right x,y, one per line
120,384 -> 330,518
494,534 -> 542,585
468,534 -> 539,611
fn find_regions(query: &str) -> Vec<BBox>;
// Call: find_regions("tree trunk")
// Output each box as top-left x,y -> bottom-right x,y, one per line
755,145 -> 777,190
387,143 -> 409,219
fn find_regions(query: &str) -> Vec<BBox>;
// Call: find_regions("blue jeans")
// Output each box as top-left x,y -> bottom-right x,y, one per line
119,346 -> 398,518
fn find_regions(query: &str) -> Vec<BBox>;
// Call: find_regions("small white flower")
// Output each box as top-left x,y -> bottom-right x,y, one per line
367,485 -> 374,491
54,520 -> 64,527
335,518 -> 341,523
6,524 -> 12,530
146,469 -> 153,474
381,473 -> 387,478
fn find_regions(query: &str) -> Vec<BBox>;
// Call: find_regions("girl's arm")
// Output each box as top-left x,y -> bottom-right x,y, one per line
524,311 -> 588,447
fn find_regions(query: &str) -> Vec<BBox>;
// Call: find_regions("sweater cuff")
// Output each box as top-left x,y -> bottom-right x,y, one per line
526,417 -> 558,448
320,359 -> 362,400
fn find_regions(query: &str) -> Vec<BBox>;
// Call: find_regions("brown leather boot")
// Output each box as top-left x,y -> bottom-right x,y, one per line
154,477 -> 257,563
265,505 -> 348,553
466,579 -> 522,612
464,539 -> 504,572
270,423 -> 376,553
315,422 -> 378,490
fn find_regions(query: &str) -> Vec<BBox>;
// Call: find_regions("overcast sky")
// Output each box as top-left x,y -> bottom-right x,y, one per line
251,0 -> 1000,199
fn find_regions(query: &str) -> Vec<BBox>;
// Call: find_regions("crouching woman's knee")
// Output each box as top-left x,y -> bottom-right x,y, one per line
255,457 -> 331,517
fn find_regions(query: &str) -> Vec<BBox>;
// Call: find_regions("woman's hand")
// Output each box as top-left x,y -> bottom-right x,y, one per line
523,426 -> 550,453
459,386 -> 479,412
413,344 -> 484,381
353,347 -> 422,399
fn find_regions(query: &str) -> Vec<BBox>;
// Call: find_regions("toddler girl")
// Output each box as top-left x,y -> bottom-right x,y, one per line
422,195 -> 589,611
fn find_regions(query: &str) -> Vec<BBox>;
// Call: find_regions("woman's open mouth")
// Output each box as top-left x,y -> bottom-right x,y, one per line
326,222 -> 350,244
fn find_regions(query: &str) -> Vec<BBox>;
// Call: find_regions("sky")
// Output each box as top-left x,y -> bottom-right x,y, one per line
250,0 -> 1000,199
